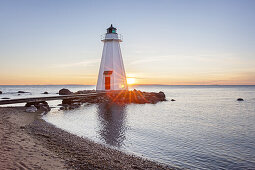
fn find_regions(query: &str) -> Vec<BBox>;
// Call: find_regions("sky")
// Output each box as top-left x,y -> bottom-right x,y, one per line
0,0 -> 255,85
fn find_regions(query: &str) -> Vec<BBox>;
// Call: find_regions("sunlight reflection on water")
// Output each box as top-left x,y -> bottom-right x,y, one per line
43,85 -> 255,169
2,85 -> 254,169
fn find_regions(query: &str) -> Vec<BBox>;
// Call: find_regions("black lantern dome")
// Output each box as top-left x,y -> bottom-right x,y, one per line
107,24 -> 117,34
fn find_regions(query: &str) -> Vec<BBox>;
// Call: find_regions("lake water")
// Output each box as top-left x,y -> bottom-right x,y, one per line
1,85 -> 255,169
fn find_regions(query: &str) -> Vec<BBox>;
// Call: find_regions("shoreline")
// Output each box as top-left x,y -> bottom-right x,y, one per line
0,107 -> 175,169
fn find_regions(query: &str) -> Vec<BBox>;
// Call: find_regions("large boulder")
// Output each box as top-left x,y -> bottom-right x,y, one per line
0,91 -> 2,94
155,91 -> 166,101
59,88 -> 72,95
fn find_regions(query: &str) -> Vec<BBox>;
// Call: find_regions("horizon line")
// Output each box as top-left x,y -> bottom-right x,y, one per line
0,84 -> 255,86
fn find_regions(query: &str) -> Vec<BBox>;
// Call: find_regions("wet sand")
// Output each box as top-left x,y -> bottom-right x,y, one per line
0,107 -> 65,169
0,107 -> 175,169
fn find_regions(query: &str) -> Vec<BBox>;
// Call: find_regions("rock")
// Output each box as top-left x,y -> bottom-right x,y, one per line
1,97 -> 10,99
37,102 -> 51,112
159,91 -> 165,97
59,104 -> 69,110
25,105 -> 38,112
149,96 -> 159,104
62,99 -> 74,105
42,92 -> 49,94
171,99 -> 176,101
25,102 -> 38,107
155,91 -> 166,101
0,91 -> 2,94
41,105 -> 51,112
70,103 -> 81,109
237,98 -> 244,101
69,105 -> 76,110
18,91 -> 29,93
59,88 -> 72,95
70,89 -> 167,105
59,102 -> 81,110
60,106 -> 65,110
62,104 -> 69,108
25,101 -> 49,110
75,90 -> 96,94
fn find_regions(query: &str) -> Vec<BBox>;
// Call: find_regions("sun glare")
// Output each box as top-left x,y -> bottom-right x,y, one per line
127,77 -> 136,85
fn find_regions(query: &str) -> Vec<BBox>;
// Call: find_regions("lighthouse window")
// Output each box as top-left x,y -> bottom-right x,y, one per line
112,29 -> 116,33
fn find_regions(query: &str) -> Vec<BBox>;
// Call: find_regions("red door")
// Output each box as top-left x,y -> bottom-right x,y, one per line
105,77 -> 110,90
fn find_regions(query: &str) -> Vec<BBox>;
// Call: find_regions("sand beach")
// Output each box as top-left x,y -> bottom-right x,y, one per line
0,107 -> 173,169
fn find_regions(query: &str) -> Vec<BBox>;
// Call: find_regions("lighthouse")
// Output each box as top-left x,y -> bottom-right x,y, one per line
96,25 -> 128,91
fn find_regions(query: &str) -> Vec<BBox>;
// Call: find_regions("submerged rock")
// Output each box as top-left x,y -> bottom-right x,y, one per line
42,92 -> 49,94
237,98 -> 244,101
171,99 -> 176,101
0,91 -> 2,94
59,88 -> 72,95
1,97 -> 10,99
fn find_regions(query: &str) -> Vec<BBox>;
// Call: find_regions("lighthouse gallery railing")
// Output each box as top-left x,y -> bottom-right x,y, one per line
101,34 -> 123,41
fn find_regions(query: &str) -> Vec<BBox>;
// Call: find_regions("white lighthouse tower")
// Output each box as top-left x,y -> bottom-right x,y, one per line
96,25 -> 128,91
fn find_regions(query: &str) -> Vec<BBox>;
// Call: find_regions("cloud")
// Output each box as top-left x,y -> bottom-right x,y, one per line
53,59 -> 100,68
130,56 -> 169,65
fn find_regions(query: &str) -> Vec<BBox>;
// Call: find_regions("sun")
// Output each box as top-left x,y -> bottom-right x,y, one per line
127,77 -> 136,85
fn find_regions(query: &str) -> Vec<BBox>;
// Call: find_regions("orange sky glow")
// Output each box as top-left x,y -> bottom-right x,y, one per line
1,1 -> 255,85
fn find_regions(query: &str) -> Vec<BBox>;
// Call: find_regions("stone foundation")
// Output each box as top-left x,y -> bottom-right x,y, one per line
59,90 -> 166,110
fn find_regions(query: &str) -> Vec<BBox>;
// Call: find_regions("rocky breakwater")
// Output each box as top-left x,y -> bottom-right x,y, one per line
58,89 -> 166,110
93,90 -> 167,104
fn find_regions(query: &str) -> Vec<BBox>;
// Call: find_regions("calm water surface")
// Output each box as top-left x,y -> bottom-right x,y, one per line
1,85 -> 255,169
